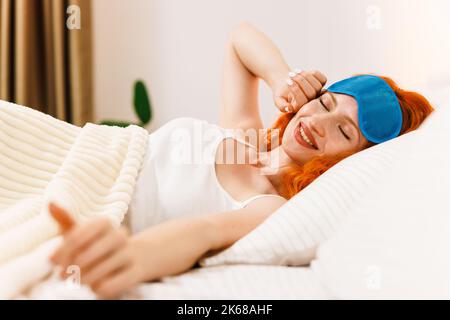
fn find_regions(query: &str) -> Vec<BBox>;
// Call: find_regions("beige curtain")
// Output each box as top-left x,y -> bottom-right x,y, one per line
0,0 -> 93,126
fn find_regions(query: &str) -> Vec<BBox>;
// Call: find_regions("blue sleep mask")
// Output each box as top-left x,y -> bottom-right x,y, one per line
326,75 -> 403,144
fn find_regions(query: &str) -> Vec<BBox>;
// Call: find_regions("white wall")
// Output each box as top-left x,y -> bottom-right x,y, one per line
93,0 -> 450,131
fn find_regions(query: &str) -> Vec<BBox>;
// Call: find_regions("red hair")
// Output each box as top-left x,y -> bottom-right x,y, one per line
263,75 -> 435,199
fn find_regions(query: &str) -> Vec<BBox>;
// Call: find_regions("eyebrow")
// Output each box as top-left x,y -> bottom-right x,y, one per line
326,91 -> 361,144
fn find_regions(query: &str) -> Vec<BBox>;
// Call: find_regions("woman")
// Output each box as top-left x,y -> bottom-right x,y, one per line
50,22 -> 434,298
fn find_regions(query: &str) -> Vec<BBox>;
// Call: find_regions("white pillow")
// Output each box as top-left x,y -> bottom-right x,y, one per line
200,93 -> 447,268
310,96 -> 450,299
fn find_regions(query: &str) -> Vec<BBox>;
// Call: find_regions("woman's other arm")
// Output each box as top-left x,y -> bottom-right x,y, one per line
220,21 -> 291,130
50,196 -> 286,299
132,195 -> 286,280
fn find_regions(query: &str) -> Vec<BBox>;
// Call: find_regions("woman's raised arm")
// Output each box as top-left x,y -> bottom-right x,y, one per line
220,21 -> 291,131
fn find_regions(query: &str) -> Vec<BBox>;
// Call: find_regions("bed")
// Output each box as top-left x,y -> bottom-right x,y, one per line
22,265 -> 330,300
2,87 -> 450,300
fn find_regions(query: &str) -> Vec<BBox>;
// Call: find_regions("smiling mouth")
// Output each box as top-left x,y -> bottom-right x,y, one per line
294,122 -> 318,150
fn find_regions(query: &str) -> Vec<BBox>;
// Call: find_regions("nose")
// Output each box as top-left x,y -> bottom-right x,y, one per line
309,119 -> 325,138
310,109 -> 345,139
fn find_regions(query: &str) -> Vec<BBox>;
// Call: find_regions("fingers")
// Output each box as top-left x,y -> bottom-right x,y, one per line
312,70 -> 327,85
291,73 -> 316,100
74,227 -> 128,270
286,70 -> 327,113
82,248 -> 130,288
93,264 -> 140,299
273,95 -> 291,113
49,204 -> 136,299
49,203 -> 75,233
286,77 -> 308,111
51,218 -> 112,269
303,72 -> 324,94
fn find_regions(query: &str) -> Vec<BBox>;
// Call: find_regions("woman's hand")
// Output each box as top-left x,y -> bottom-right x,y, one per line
49,203 -> 144,299
272,70 -> 327,113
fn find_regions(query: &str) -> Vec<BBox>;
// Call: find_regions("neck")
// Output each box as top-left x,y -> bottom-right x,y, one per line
253,146 -> 293,197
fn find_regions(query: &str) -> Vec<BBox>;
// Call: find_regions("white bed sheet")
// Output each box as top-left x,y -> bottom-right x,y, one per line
21,264 -> 332,300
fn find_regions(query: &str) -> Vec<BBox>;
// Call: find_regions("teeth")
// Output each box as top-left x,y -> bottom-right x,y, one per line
299,126 -> 315,147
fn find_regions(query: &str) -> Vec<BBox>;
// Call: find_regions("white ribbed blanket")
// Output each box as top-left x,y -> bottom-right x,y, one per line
0,100 -> 149,298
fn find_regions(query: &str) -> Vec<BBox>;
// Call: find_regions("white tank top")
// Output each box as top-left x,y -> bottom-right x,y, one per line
128,117 -> 285,234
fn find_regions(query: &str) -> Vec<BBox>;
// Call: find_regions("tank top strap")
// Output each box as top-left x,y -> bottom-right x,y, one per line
239,194 -> 286,208
221,128 -> 258,149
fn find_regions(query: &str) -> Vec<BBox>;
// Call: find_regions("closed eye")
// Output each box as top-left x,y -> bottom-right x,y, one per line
338,124 -> 350,140
321,96 -> 351,141
319,97 -> 329,111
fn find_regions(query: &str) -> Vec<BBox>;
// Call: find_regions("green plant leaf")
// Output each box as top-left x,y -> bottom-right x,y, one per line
133,80 -> 152,125
100,120 -> 135,128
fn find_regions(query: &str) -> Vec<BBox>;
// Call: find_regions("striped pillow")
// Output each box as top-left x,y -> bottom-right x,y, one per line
310,103 -> 450,298
199,128 -> 424,267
